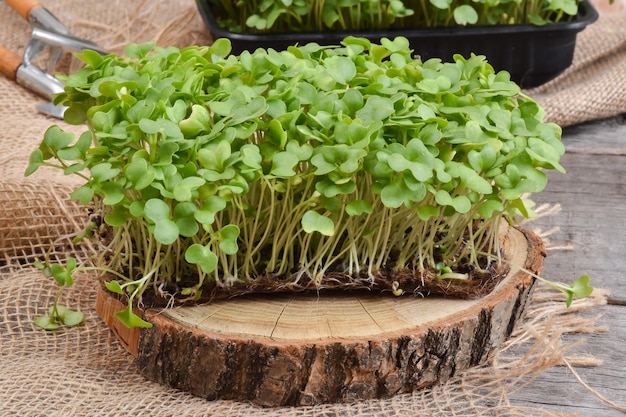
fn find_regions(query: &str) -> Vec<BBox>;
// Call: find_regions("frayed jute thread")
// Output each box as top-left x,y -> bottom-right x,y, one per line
564,359 -> 626,412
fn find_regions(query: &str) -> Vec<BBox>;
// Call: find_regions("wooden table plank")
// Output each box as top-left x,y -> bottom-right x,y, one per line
532,120 -> 626,300
512,118 -> 626,415
510,304 -> 626,416
559,117 -> 626,156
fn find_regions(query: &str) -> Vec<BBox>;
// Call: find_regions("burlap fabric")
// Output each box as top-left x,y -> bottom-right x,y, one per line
0,1 -> 624,416
527,8 -> 626,126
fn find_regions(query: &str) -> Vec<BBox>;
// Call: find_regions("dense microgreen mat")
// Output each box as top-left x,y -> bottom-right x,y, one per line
206,0 -> 581,34
27,37 -> 592,329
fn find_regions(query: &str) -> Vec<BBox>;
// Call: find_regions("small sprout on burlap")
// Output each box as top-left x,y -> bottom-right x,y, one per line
33,258 -> 85,331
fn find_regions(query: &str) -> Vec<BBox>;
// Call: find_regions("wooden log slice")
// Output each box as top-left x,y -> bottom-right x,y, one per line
95,224 -> 545,407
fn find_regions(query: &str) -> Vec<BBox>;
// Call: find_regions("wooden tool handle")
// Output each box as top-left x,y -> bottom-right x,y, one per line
0,46 -> 22,81
5,0 -> 44,20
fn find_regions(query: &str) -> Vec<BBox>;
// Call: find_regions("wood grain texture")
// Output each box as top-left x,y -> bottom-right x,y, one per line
532,119 -> 626,300
5,0 -> 42,20
511,117 -> 626,416
0,46 -> 21,81
125,225 -> 544,406
510,304 -> 626,415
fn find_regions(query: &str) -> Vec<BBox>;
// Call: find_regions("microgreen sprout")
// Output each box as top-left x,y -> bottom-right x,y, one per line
526,272 -> 594,307
26,37 -> 585,328
206,0 -> 584,35
391,281 -> 404,296
33,258 -> 85,330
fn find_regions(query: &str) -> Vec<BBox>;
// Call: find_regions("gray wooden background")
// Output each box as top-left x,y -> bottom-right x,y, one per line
510,116 -> 626,415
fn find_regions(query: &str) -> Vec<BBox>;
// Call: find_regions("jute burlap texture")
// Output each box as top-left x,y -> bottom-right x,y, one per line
0,1 -> 623,416
527,10 -> 626,126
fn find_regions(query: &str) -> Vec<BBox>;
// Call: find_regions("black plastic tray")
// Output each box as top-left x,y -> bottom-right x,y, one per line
196,0 -> 598,87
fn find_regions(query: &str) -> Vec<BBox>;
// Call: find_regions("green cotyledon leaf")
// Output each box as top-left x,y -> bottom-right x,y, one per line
302,210 -> 335,236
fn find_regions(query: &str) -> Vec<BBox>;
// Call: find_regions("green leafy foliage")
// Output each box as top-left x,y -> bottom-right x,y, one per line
26,37 -> 586,327
33,258 -> 85,331
302,210 -> 336,236
114,306 -> 153,329
538,274 -> 594,307
206,0 -> 582,34
34,305 -> 85,330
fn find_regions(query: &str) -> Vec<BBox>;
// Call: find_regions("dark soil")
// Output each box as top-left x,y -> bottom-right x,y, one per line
133,259 -> 511,309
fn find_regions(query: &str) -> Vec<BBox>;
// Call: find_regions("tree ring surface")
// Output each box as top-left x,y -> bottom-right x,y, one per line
96,224 -> 545,406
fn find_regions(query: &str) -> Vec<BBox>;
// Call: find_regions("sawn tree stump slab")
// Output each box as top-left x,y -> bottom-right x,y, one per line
95,224 -> 545,407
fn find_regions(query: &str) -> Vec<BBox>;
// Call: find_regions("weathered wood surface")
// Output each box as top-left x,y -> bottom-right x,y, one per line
112,225 -> 544,406
509,115 -> 626,416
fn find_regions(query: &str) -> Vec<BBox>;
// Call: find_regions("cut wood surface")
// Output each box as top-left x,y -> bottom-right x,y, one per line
96,224 -> 545,406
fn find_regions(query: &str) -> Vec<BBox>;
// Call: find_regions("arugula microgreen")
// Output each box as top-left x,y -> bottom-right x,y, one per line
33,258 -> 85,330
27,37 -> 591,329
206,0 -> 584,34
